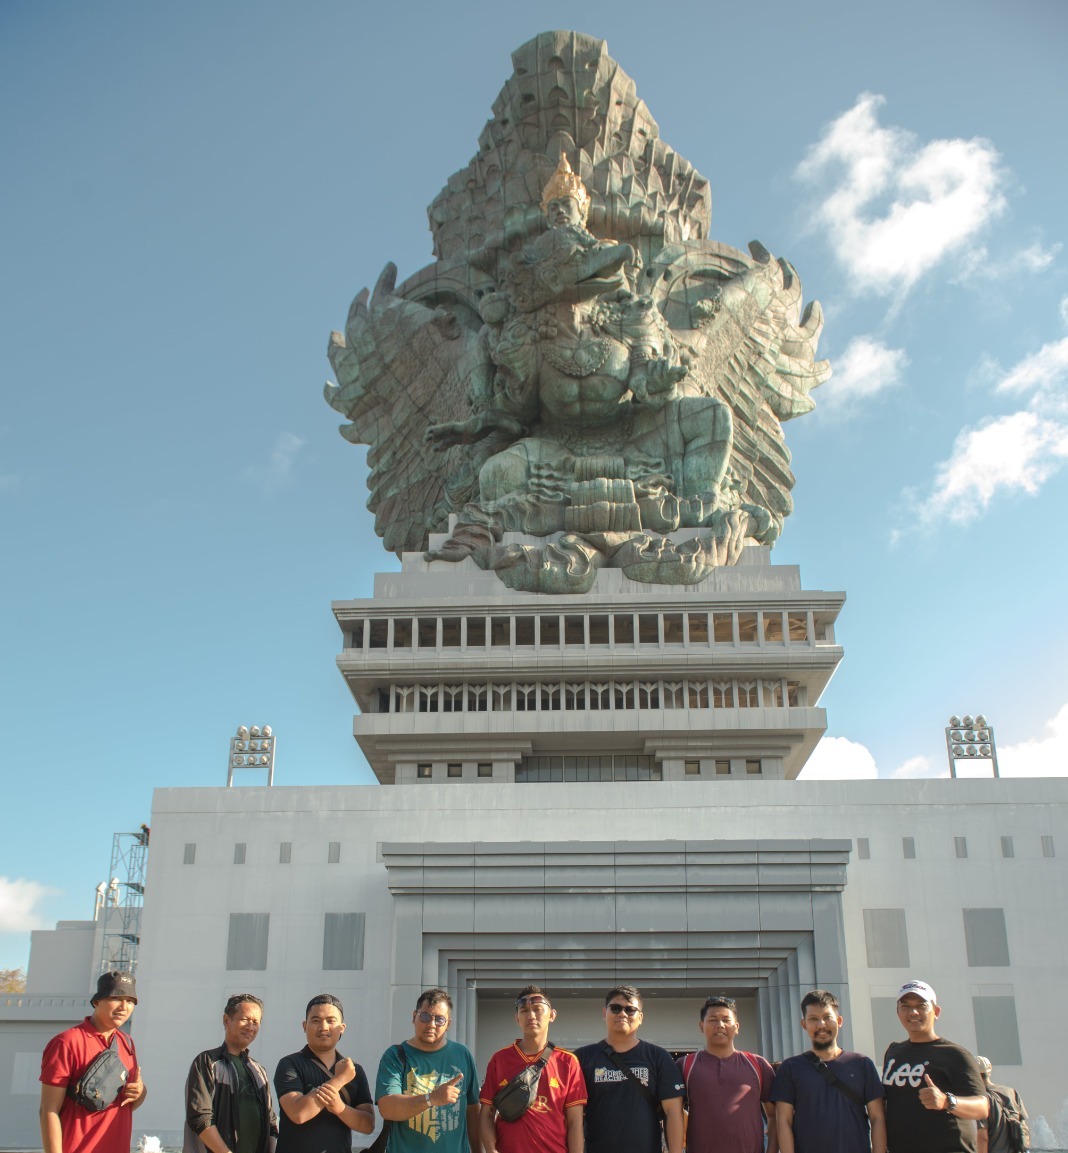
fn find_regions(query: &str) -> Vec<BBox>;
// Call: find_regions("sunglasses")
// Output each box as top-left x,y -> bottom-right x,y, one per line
416,1010 -> 449,1027
607,1003 -> 642,1017
516,997 -> 551,1011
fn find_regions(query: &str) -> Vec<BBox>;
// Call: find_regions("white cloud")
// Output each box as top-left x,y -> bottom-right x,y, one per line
903,332 -> 1068,531
1060,295 -> 1068,327
911,410 -> 1068,529
995,337 -> 1068,404
242,432 -> 306,493
997,702 -> 1068,777
0,877 -> 52,933
802,703 -> 1068,783
798,736 -> 877,779
800,738 -> 946,781
889,755 -> 946,780
797,93 -> 1006,296
821,336 -> 907,412
1014,241 -> 1061,272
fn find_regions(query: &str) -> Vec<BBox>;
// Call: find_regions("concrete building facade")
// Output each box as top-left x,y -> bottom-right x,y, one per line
2,548 -> 1066,1148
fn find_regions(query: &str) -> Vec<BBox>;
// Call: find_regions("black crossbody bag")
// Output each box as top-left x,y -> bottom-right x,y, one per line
493,1044 -> 555,1122
803,1052 -> 866,1108
68,1033 -> 131,1112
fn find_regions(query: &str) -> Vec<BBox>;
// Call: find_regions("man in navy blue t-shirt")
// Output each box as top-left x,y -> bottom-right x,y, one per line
770,990 -> 885,1153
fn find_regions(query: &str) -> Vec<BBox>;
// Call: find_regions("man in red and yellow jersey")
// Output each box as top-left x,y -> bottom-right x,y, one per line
479,986 -> 586,1153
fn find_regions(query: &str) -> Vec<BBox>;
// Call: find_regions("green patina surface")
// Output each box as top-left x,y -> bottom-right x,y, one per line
325,31 -> 830,592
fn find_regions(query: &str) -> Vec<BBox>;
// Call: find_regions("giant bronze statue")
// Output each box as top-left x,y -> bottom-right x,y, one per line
325,31 -> 829,592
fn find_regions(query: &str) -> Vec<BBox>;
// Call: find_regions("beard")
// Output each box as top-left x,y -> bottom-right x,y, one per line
812,1035 -> 835,1052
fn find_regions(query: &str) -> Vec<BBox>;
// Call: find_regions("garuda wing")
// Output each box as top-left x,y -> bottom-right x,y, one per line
651,240 -> 830,539
324,263 -> 484,555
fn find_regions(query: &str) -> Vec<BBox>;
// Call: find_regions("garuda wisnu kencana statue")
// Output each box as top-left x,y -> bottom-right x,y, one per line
325,31 -> 829,593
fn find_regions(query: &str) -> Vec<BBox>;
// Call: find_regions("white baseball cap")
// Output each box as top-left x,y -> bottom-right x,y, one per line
897,980 -> 937,1004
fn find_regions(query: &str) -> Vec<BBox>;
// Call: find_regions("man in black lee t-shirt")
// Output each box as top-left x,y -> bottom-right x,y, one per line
274,995 -> 374,1153
881,981 -> 987,1153
575,984 -> 685,1153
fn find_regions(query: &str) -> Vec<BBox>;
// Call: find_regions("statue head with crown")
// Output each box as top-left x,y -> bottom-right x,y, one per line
541,153 -> 591,228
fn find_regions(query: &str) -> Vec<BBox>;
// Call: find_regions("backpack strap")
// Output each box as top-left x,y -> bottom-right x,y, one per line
739,1052 -> 770,1097
367,1044 -> 408,1153
682,1052 -> 697,1086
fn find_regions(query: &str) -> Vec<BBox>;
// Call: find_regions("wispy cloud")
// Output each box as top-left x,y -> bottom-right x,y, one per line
1014,241 -> 1061,273
889,755 -> 945,780
909,410 -> 1068,530
0,877 -> 53,933
995,337 -> 1068,401
902,327 -> 1068,530
242,432 -> 306,494
998,702 -> 1068,777
820,335 -> 907,413
796,93 -> 1007,296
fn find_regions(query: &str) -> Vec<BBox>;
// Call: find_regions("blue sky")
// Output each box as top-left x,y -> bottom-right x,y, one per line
2,0 -> 1067,972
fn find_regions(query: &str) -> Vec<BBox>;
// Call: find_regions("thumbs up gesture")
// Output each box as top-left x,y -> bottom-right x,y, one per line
120,1067 -> 143,1106
919,1073 -> 946,1111
430,1073 -> 464,1107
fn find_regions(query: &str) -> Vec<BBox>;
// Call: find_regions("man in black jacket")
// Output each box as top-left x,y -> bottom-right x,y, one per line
185,994 -> 277,1153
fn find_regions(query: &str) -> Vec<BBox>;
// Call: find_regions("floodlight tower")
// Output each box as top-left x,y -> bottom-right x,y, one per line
945,714 -> 999,778
227,724 -> 276,785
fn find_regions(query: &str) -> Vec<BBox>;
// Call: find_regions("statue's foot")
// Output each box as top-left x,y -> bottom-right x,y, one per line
678,493 -> 724,528
638,493 -> 680,532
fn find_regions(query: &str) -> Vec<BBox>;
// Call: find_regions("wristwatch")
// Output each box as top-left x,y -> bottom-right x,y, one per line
425,1092 -> 433,1108
945,1093 -> 958,1114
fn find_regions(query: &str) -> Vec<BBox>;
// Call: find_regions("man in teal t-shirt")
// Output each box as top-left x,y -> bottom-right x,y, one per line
375,988 -> 479,1153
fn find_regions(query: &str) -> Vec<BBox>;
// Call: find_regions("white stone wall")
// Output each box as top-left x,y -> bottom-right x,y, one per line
109,776 -> 1068,1147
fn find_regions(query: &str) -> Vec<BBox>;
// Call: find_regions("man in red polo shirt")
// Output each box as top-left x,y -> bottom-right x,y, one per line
40,970 -> 146,1153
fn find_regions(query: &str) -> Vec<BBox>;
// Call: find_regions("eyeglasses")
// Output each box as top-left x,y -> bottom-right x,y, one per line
416,1011 -> 449,1027
703,995 -> 736,1008
607,1003 -> 642,1017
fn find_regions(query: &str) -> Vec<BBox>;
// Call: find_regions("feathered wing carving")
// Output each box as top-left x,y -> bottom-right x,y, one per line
650,240 -> 830,540
324,32 -> 833,586
324,263 -> 481,555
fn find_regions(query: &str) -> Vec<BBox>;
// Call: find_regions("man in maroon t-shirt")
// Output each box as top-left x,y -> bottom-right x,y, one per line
40,970 -> 146,1153
679,995 -> 777,1153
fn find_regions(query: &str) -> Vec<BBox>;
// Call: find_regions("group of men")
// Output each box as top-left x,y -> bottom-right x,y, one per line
40,972 -> 1029,1153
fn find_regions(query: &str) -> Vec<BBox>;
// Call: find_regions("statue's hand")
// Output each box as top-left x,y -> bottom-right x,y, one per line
426,412 -> 526,450
425,419 -> 474,449
638,357 -> 688,406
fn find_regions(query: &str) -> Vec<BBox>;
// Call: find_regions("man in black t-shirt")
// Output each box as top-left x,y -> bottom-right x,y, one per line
575,985 -> 684,1153
274,995 -> 374,1153
881,981 -> 987,1153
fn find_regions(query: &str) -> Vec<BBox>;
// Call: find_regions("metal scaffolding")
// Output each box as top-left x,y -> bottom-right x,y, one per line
97,826 -> 149,976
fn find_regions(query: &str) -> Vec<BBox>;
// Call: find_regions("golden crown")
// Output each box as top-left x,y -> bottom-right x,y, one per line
541,153 -> 590,222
